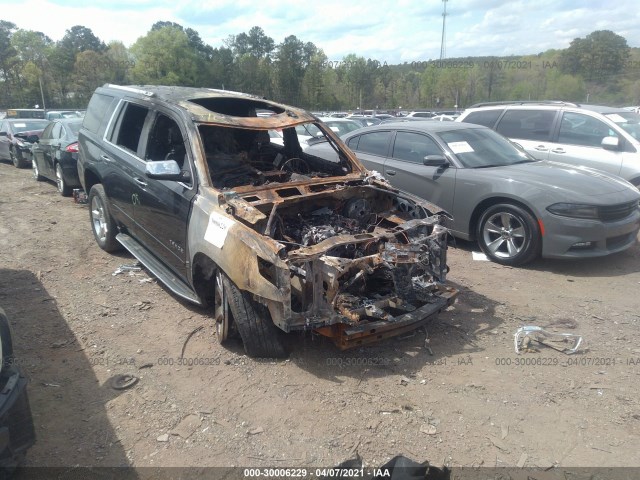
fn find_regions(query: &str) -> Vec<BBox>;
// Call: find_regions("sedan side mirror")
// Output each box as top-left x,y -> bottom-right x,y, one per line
423,155 -> 449,168
601,136 -> 620,151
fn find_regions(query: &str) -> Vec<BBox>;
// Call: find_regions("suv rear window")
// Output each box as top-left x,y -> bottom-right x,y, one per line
461,109 -> 503,128
495,110 -> 555,141
83,93 -> 116,135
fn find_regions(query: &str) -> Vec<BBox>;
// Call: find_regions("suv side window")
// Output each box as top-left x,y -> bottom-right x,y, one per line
354,131 -> 391,156
557,112 -> 617,148
495,109 -> 555,141
110,102 -> 149,154
392,131 -> 442,163
145,113 -> 187,169
462,109 -> 503,128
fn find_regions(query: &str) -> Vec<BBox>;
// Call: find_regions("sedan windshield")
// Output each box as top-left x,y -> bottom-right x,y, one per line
439,128 -> 535,168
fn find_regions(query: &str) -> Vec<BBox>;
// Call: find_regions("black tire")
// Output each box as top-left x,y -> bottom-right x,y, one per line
0,308 -> 14,372
476,203 -> 540,266
10,147 -> 28,168
55,163 -> 71,196
32,158 -> 44,181
88,184 -> 120,252
222,275 -> 288,358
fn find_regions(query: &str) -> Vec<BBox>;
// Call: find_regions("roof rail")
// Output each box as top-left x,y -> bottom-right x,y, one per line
105,84 -> 155,97
469,100 -> 581,108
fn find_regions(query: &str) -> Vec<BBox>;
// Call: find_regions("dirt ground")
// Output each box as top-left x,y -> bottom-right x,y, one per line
1,159 -> 640,474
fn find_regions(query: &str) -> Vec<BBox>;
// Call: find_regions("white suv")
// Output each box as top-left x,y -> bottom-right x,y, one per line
457,101 -> 640,186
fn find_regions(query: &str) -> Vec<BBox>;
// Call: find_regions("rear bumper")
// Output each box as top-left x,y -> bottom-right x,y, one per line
0,367 -> 36,469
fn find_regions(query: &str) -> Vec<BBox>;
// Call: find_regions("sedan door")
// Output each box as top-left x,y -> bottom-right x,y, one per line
345,130 -> 392,172
384,130 -> 457,216
39,122 -> 62,177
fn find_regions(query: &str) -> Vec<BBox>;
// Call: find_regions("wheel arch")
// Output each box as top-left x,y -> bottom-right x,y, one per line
469,196 -> 541,241
83,167 -> 102,195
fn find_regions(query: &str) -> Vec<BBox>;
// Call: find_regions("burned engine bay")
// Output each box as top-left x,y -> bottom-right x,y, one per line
232,182 -> 456,347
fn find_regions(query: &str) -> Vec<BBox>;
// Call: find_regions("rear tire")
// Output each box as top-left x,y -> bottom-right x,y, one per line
32,158 -> 43,181
88,184 -> 120,252
55,163 -> 71,196
222,275 -> 288,358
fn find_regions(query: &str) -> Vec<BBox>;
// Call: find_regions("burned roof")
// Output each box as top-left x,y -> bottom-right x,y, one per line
101,84 -> 315,128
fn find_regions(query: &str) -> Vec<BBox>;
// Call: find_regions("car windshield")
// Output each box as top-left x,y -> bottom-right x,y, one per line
439,127 -> 535,168
199,122 -> 354,190
605,112 -> 640,140
11,120 -> 49,133
322,120 -> 361,136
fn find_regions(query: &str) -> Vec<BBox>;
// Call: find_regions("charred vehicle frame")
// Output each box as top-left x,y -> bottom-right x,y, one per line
78,85 -> 457,357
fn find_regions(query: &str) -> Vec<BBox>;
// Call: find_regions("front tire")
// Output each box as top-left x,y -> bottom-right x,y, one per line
55,163 -> 71,196
10,147 -> 28,168
477,203 -> 540,266
88,184 -> 120,252
222,275 -> 288,358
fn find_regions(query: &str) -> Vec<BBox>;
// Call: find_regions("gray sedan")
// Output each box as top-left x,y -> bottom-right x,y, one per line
308,121 -> 640,265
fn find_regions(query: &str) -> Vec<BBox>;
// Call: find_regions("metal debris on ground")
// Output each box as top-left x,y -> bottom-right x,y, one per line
514,326 -> 583,354
109,374 -> 139,390
72,189 -> 88,204
112,263 -> 142,276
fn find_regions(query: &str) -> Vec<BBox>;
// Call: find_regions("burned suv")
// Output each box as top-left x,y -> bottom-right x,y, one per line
78,85 -> 456,357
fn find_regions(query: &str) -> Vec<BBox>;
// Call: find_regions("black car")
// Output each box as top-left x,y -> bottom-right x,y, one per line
0,119 -> 49,168
77,84 -> 456,358
0,308 -> 36,472
31,118 -> 83,196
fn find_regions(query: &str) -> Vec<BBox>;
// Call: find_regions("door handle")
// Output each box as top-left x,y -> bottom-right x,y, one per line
551,148 -> 566,154
100,154 -> 113,163
386,170 -> 396,176
134,177 -> 147,187
534,145 -> 548,151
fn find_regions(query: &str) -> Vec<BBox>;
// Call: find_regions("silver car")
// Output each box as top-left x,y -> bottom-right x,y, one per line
309,121 -> 640,265
456,102 -> 640,187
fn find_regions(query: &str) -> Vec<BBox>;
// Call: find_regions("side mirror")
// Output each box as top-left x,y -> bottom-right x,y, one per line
145,160 -> 189,181
26,135 -> 39,143
423,155 -> 449,168
601,136 -> 620,151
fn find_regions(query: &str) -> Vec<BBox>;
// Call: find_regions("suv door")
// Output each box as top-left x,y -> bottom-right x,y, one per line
132,111 -> 196,280
103,100 -> 152,228
548,111 -> 624,176
494,109 -> 558,160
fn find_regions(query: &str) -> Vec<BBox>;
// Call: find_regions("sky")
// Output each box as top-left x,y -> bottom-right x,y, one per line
1,0 -> 639,64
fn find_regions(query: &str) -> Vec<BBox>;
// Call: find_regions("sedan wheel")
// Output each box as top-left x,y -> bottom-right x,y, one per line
477,203 -> 540,266
32,159 -> 43,181
55,163 -> 71,196
10,148 -> 26,168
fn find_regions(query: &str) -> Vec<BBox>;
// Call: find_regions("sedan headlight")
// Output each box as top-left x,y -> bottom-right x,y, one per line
547,203 -> 599,219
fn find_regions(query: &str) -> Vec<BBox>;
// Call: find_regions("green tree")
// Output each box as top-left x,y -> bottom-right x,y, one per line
560,30 -> 629,82
129,26 -> 200,85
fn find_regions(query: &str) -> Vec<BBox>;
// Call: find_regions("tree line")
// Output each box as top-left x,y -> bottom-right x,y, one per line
1,21 -> 638,111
